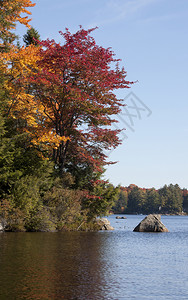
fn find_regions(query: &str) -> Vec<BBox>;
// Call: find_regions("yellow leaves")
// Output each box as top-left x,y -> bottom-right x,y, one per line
16,16 -> 32,28
1,0 -> 36,29
1,44 -> 40,115
1,44 -> 41,117
1,43 -> 70,151
38,133 -> 68,146
15,0 -> 35,28
31,131 -> 69,150
0,0 -> 36,50
2,44 -> 41,76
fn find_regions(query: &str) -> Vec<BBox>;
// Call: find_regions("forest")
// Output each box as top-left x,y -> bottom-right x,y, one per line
113,184 -> 188,215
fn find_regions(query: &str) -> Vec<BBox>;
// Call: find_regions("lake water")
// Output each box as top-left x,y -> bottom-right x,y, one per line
0,215 -> 188,300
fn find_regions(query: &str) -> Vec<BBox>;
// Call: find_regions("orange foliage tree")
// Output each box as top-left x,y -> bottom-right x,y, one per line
0,0 -> 35,51
1,44 -> 68,149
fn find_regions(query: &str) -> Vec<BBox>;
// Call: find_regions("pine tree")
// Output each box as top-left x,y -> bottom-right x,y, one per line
23,27 -> 40,46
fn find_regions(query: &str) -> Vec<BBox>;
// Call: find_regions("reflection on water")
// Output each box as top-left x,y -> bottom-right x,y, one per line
0,232 -> 111,299
0,216 -> 188,300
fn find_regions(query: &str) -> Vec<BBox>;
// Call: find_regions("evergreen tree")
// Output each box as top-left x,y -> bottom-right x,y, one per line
82,182 -> 119,219
113,189 -> 128,213
144,188 -> 160,213
183,189 -> 188,212
126,186 -> 146,214
158,184 -> 183,213
23,27 -> 40,46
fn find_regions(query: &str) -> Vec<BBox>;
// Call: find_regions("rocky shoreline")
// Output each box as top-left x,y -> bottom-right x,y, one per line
0,216 -> 114,232
0,213 -> 186,232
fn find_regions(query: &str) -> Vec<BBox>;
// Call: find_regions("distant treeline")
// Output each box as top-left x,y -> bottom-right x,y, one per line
112,184 -> 188,215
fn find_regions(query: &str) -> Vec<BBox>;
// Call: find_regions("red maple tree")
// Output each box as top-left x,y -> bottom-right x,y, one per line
29,27 -> 133,175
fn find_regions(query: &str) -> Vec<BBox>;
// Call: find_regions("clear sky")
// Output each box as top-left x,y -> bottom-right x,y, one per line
16,0 -> 188,189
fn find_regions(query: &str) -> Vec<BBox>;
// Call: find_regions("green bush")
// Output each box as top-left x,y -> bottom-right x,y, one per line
25,206 -> 57,232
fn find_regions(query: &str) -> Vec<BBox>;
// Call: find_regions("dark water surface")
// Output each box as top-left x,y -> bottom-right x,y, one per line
0,215 -> 188,300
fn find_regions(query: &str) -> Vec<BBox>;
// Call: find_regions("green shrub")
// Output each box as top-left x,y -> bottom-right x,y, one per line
25,206 -> 57,232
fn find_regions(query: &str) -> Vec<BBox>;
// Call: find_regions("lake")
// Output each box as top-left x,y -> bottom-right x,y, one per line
0,215 -> 188,300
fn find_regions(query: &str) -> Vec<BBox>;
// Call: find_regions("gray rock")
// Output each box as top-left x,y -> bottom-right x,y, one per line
116,216 -> 127,219
96,218 -> 114,230
133,214 -> 169,232
0,218 -> 6,232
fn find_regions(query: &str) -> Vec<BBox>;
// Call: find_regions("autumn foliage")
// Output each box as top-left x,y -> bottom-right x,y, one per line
0,2 -> 135,230
1,44 -> 69,148
24,27 -> 133,173
2,27 -> 133,174
0,0 -> 35,50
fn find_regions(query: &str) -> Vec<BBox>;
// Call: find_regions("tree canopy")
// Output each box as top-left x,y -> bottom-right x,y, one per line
3,27 -> 133,175
113,184 -> 185,214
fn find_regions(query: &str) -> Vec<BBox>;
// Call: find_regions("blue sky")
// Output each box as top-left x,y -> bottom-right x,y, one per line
16,0 -> 188,189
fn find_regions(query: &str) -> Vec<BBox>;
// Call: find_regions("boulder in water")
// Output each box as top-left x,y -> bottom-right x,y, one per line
95,218 -> 114,230
133,214 -> 169,232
